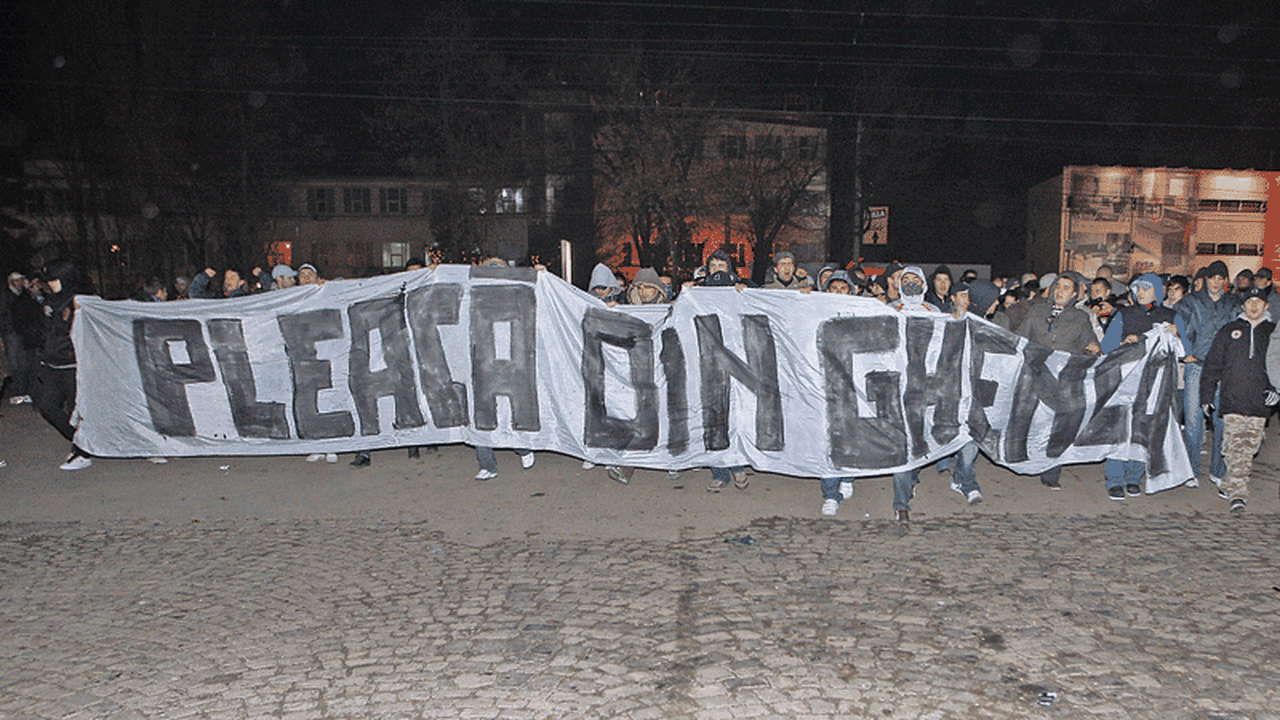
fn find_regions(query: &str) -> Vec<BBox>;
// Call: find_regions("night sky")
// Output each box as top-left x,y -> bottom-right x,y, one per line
4,0 -> 1277,274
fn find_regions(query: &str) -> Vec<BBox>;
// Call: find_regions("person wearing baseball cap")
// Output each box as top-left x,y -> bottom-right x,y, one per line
272,264 -> 298,290
1199,284 -> 1277,514
1253,266 -> 1273,302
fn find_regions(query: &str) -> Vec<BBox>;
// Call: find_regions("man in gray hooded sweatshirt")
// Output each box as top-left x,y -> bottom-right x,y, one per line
888,266 -> 941,521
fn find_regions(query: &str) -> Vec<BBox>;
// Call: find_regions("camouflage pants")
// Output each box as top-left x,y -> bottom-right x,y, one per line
1221,414 -> 1266,502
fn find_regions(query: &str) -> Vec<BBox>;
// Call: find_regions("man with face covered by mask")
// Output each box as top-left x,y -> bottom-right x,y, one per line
888,266 -> 942,521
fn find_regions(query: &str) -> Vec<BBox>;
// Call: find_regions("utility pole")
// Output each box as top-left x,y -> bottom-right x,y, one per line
849,116 -> 865,265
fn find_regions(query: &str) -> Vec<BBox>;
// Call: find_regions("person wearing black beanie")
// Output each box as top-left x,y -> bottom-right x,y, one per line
1175,260 -> 1241,488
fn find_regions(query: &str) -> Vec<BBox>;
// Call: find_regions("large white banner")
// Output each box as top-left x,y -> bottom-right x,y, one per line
72,265 -> 1193,490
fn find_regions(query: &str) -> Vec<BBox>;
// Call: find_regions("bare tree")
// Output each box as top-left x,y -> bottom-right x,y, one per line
588,50 -> 726,277
712,122 -> 827,284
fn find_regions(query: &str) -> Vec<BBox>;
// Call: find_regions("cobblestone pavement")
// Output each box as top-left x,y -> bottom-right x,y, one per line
3,513 -> 1279,719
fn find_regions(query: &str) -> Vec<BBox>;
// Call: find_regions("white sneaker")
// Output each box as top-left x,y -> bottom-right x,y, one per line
1184,477 -> 1199,488
839,481 -> 854,500
324,453 -> 338,463
821,499 -> 839,516
148,457 -> 168,464
10,395 -> 32,405
60,453 -> 92,471
966,490 -> 984,505
949,480 -> 963,496
520,452 -> 536,469
305,453 -> 324,463
474,469 -> 497,481
581,460 -> 595,470
1209,475 -> 1223,488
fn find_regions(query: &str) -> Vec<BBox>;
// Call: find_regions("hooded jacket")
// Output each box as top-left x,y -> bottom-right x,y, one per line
626,268 -> 667,305
588,263 -> 625,304
1201,309 -> 1275,417
890,266 -> 940,313
1100,273 -> 1181,353
924,265 -> 953,313
39,260 -> 79,368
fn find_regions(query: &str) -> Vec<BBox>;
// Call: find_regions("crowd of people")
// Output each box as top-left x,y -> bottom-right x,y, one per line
2,252 -> 1277,520
580,253 -> 1280,520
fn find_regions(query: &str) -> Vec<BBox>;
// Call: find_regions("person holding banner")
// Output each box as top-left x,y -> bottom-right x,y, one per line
818,270 -> 857,515
1016,274 -> 1100,490
888,266 -> 943,522
939,281 -> 985,506
700,266 -> 749,492
471,256 -> 537,481
588,263 -> 625,306
1099,274 -> 1181,500
762,251 -> 813,292
607,268 -> 679,485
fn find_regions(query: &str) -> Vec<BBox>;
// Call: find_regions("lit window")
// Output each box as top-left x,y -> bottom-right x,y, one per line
495,187 -> 525,214
383,241 -> 410,268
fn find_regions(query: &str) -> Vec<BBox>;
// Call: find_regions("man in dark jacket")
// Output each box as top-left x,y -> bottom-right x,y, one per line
35,260 -> 92,470
1199,287 -> 1277,514
1099,274 -> 1183,500
3,272 -> 43,405
1175,260 -> 1240,487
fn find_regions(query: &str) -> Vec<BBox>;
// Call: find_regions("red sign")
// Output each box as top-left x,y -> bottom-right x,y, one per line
1265,173 -> 1280,269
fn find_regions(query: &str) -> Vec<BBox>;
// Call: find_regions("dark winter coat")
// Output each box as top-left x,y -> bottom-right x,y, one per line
1100,274 -> 1181,353
1200,315 -> 1275,418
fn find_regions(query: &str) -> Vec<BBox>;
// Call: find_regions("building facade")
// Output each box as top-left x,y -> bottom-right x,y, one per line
1028,166 -> 1280,279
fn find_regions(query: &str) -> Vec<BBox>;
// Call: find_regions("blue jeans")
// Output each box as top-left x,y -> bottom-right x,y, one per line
1104,458 -> 1144,491
1183,363 -> 1226,479
475,447 -> 531,473
951,442 -> 981,495
710,466 -> 745,484
893,468 -> 919,512
820,477 -> 853,501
